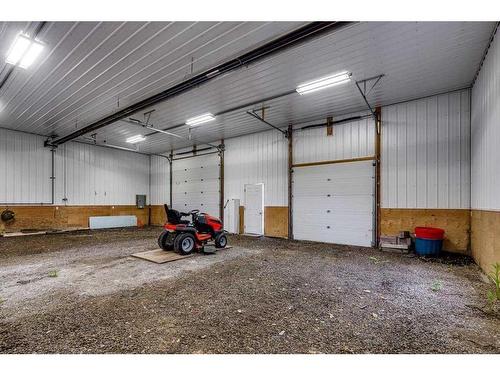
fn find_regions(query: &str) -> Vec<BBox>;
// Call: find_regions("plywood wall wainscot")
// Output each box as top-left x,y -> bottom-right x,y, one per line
149,205 -> 167,226
0,205 -> 150,233
471,210 -> 500,273
264,206 -> 288,238
380,208 -> 470,253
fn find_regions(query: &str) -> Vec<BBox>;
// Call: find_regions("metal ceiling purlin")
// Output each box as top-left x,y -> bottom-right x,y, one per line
46,22 -> 354,148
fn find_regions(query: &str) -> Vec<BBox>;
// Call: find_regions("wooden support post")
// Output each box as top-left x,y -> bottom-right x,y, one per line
219,139 -> 225,222
287,123 -> 293,240
148,155 -> 152,226
326,116 -> 333,136
169,150 -> 173,207
375,107 -> 382,247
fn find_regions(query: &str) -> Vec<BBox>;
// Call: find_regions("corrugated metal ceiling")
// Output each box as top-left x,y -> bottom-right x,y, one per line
0,21 -> 495,154
0,21 -> 303,134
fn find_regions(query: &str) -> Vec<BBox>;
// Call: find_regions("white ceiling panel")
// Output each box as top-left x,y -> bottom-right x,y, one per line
0,21 -> 495,155
0,21 -> 304,135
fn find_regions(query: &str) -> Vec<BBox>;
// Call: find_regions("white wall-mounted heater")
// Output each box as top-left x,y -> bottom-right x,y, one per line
224,198 -> 240,234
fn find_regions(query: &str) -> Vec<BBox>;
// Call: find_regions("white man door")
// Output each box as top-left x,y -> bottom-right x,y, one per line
244,183 -> 264,235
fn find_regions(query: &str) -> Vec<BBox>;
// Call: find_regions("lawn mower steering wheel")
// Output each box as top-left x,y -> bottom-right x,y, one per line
189,209 -> 200,221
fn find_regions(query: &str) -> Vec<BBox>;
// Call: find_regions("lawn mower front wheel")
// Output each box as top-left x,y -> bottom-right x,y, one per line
174,233 -> 196,255
215,233 -> 227,248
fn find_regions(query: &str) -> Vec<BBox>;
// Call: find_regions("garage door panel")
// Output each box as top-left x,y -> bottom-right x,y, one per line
294,211 -> 373,226
292,160 -> 374,247
174,168 -> 220,180
173,181 -> 219,193
293,176 -> 373,196
293,182 -> 373,196
294,195 -> 373,211
172,153 -> 220,218
292,163 -> 373,179
172,178 -> 219,185
173,191 -> 219,200
294,225 -> 372,247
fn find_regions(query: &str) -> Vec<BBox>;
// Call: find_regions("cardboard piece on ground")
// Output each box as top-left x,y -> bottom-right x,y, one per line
131,249 -> 194,264
132,246 -> 233,263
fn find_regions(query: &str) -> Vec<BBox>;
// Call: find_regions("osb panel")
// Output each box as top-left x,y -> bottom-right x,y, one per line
239,206 -> 245,234
150,205 -> 167,226
0,205 -> 149,232
0,206 -> 57,231
471,210 -> 500,273
380,208 -> 470,253
264,206 -> 288,238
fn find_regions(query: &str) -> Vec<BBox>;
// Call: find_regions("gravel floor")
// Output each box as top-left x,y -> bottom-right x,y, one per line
1,227 -> 499,353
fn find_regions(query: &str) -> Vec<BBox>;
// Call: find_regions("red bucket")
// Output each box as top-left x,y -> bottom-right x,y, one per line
414,227 -> 445,240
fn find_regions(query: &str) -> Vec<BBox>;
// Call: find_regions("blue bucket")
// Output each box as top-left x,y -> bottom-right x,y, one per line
415,238 -> 443,256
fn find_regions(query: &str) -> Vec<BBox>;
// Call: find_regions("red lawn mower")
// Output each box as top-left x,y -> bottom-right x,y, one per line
157,204 -> 228,255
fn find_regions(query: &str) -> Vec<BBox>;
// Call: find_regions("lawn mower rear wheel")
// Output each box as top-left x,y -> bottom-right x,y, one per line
157,230 -> 174,251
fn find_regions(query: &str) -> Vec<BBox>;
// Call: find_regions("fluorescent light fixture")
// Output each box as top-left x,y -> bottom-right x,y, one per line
6,34 -> 31,65
296,71 -> 351,95
126,134 -> 146,144
19,40 -> 44,68
6,33 -> 44,68
186,113 -> 216,127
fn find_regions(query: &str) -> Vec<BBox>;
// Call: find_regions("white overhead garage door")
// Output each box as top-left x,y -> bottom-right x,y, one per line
172,153 -> 220,217
292,160 -> 375,247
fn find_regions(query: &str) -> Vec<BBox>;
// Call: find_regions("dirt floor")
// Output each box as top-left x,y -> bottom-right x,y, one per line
1,227 -> 499,354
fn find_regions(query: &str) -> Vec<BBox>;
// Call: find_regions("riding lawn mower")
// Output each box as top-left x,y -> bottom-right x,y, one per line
157,204 -> 228,255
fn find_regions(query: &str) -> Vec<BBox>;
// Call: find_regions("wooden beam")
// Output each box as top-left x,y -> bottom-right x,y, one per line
169,150 -> 173,207
326,116 -> 333,136
375,106 -> 382,247
287,123 -> 293,240
219,139 -> 225,222
292,155 -> 376,168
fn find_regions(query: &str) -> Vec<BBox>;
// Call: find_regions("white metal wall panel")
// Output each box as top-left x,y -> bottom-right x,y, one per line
292,161 -> 374,247
172,153 -> 220,217
150,155 -> 170,205
471,30 -> 500,210
381,89 -> 471,209
224,129 -> 288,221
54,142 -> 149,205
293,113 -> 375,164
0,128 -> 52,203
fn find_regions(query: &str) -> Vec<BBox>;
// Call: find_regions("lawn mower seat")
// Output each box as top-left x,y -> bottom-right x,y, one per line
164,204 -> 190,225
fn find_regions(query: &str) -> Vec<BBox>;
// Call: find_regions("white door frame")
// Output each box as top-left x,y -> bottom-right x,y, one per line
244,183 -> 264,235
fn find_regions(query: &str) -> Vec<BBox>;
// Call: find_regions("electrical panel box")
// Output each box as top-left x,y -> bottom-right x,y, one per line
136,194 -> 146,209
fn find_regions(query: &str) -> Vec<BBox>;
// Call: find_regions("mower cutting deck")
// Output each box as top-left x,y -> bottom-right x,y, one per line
158,204 -> 228,255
